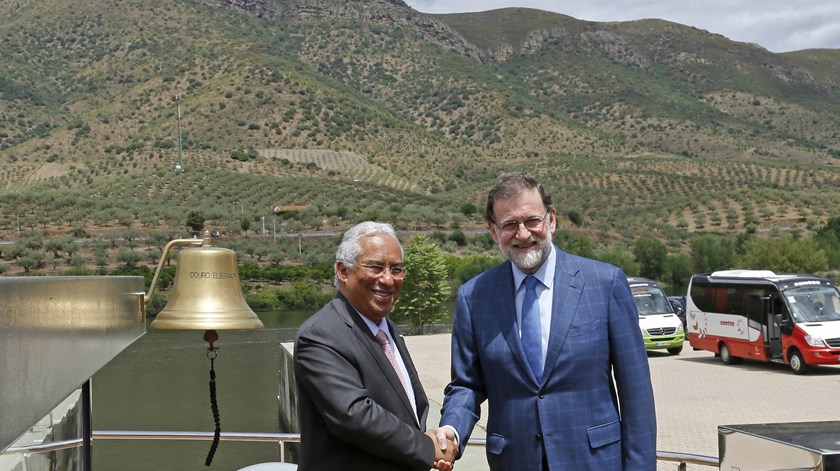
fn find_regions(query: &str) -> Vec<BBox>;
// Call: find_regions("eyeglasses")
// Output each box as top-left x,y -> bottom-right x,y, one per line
359,263 -> 406,280
493,210 -> 550,235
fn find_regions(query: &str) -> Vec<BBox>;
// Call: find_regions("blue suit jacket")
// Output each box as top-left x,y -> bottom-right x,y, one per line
441,247 -> 656,470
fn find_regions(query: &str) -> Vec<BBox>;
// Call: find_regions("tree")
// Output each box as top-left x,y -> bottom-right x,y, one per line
554,230 -> 595,259
448,229 -> 466,246
44,238 -> 64,258
459,203 -> 477,217
595,249 -> 640,277
17,256 -> 37,273
567,210 -> 583,227
47,253 -> 60,270
392,235 -> 450,335
240,217 -> 252,236
738,236 -> 828,274
148,230 -> 171,251
147,248 -> 162,265
117,248 -> 142,268
116,210 -> 134,228
633,237 -> 667,280
334,206 -> 348,220
186,210 -> 205,235
691,235 -> 736,273
93,244 -> 109,268
663,253 -> 692,290
123,230 -> 140,250
61,238 -> 78,258
814,217 -> 840,269
451,254 -> 502,287
69,254 -> 86,268
6,243 -> 26,260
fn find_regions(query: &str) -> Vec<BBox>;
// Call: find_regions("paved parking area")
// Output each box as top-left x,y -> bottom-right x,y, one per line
405,334 -> 840,470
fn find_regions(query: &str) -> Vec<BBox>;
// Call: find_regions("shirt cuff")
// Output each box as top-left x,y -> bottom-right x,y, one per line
441,425 -> 460,447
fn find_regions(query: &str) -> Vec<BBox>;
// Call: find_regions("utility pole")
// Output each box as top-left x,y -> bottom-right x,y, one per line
175,94 -> 184,173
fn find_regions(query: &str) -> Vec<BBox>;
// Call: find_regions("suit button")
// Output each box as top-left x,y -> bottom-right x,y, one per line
538,393 -> 545,399
535,433 -> 542,441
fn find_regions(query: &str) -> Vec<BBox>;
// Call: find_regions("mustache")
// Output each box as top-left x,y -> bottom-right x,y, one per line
510,236 -> 537,247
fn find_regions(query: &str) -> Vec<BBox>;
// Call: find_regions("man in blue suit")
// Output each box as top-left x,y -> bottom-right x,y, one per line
437,173 -> 656,470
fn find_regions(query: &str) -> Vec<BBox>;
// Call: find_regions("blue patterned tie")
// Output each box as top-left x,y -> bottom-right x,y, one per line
522,276 -> 543,382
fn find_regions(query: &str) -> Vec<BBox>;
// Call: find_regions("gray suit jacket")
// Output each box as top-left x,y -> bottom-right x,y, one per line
294,293 -> 434,471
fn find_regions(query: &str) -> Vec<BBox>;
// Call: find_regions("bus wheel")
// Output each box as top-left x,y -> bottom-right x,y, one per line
719,343 -> 741,365
667,345 -> 683,355
789,350 -> 809,375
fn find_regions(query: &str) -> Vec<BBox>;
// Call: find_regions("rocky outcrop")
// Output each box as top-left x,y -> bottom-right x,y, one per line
198,0 -> 486,61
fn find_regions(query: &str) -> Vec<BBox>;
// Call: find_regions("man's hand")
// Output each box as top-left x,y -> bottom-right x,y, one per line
425,430 -> 457,470
434,427 -> 457,453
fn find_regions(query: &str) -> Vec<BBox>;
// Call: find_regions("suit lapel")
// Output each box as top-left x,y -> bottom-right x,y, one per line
335,295 -> 421,427
390,320 -> 428,427
543,251 -> 583,380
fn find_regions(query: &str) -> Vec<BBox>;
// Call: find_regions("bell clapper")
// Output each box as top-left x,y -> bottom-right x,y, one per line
204,329 -> 220,357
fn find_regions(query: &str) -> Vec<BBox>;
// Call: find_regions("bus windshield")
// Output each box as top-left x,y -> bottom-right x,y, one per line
631,285 -> 673,316
784,285 -> 840,323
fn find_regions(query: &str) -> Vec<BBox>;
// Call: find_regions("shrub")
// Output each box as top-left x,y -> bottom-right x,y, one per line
245,290 -> 282,310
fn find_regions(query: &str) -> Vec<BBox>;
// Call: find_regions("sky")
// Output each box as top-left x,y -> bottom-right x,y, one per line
403,0 -> 840,53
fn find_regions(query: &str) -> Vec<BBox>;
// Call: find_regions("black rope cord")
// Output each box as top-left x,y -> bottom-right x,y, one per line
205,352 -> 221,466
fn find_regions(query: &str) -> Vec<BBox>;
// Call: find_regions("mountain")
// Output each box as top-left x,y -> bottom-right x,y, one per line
0,0 -> 838,248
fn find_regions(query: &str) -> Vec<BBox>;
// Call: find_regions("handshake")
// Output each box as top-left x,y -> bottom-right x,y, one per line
425,428 -> 458,471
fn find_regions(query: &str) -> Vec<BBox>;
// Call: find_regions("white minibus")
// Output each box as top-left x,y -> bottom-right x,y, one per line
687,270 -> 840,374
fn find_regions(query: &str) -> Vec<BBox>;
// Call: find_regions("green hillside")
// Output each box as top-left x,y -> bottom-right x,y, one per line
1,0 -> 839,255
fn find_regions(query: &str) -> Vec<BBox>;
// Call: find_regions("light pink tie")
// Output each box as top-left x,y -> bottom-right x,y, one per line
375,329 -> 410,397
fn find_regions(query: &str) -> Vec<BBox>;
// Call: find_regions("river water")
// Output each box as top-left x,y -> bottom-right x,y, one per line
92,309 -> 312,471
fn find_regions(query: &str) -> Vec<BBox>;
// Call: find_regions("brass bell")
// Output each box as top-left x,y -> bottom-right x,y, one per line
147,233 -> 264,330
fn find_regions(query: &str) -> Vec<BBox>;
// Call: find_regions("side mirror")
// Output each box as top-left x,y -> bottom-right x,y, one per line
775,314 -> 790,328
669,300 -> 684,315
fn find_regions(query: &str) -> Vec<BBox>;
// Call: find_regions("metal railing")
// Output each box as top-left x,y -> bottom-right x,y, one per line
4,431 -> 719,469
655,450 -> 720,469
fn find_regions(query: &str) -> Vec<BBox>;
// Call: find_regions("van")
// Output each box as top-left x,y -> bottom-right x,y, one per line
628,277 -> 685,355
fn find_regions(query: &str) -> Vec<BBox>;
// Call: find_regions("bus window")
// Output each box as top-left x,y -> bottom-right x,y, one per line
746,293 -> 762,319
724,287 -> 743,314
692,284 -> 715,312
746,294 -> 763,332
771,295 -> 786,317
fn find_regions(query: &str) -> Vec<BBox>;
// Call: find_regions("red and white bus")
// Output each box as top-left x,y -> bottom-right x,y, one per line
686,270 -> 840,374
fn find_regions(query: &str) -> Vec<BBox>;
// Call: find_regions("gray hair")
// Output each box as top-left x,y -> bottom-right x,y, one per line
334,221 -> 402,283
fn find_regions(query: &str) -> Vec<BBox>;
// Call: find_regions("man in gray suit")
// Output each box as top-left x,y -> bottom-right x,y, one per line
294,221 -> 455,471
